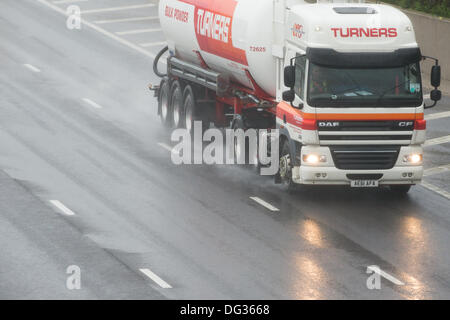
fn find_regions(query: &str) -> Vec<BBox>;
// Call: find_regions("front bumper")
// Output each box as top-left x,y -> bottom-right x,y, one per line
292,145 -> 424,185
293,165 -> 423,185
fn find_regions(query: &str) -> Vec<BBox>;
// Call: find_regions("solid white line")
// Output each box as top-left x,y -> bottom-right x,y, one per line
421,181 -> 450,199
424,164 -> 450,177
425,111 -> 450,121
367,266 -> 404,286
140,41 -> 167,48
95,16 -> 159,24
82,98 -> 102,109
116,28 -> 162,36
49,200 -> 76,216
53,0 -> 87,4
424,135 -> 450,147
82,4 -> 155,14
23,64 -> 41,73
36,0 -> 162,62
250,197 -> 280,212
139,268 -> 172,288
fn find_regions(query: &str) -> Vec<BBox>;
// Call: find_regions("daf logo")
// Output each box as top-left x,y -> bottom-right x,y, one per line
398,121 -> 413,127
318,122 -> 340,127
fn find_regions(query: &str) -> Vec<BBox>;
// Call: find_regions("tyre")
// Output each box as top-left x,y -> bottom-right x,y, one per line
390,185 -> 412,195
183,85 -> 208,135
170,81 -> 184,128
232,116 -> 250,165
158,79 -> 171,127
278,139 -> 296,191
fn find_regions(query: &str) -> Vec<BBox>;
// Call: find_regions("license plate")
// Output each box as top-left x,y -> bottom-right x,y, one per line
351,180 -> 379,188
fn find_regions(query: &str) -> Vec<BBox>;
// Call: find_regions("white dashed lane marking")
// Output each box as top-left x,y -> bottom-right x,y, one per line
53,0 -> 88,4
49,200 -> 76,216
116,28 -> 162,36
250,197 -> 280,212
82,98 -> 103,109
157,142 -> 181,156
140,41 -> 168,48
157,142 -> 173,152
425,111 -> 450,121
424,164 -> 450,177
367,266 -> 405,286
38,0 -> 161,61
139,268 -> 172,289
23,64 -> 41,73
421,182 -> 450,200
94,16 -> 159,24
82,4 -> 155,14
424,135 -> 450,147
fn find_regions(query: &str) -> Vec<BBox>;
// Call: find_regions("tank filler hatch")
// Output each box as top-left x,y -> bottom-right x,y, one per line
333,7 -> 377,14
316,0 -> 367,3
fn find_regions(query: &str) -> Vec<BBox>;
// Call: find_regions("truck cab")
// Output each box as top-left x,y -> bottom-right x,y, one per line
276,2 -> 442,192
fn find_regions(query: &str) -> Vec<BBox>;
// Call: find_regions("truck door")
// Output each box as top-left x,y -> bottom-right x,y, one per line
284,48 -> 307,107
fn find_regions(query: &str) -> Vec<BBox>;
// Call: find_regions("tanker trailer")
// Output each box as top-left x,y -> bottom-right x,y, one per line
150,0 -> 443,193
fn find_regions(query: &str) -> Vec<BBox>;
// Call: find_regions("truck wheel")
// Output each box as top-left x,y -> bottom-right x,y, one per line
183,85 -> 208,135
170,81 -> 184,128
232,116 -> 250,165
159,79 -> 171,127
279,139 -> 296,191
390,185 -> 412,195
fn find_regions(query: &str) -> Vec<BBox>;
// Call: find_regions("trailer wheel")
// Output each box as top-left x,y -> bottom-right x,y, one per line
170,81 -> 184,128
159,79 -> 171,127
232,116 -> 250,165
390,185 -> 412,195
183,85 -> 208,135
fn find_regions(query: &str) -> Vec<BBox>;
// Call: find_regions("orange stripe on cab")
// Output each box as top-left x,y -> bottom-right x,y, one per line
301,112 -> 424,121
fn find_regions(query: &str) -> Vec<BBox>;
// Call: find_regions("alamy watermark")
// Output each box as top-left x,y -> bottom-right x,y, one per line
170,122 -> 280,176
366,265 -> 405,290
66,5 -> 81,30
66,265 -> 81,290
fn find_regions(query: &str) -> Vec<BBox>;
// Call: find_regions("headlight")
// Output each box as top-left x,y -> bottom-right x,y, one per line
303,154 -> 327,164
403,154 -> 423,164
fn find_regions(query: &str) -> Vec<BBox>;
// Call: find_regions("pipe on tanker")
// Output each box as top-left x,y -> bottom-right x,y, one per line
153,46 -> 169,78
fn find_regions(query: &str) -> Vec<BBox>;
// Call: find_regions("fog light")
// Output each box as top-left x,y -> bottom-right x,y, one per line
403,154 -> 422,164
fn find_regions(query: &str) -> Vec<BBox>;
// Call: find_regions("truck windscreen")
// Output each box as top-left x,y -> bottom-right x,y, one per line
307,62 -> 423,108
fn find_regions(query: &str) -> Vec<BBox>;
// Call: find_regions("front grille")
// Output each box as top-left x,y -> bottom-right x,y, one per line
317,120 -> 414,132
330,145 -> 400,170
319,134 -> 412,141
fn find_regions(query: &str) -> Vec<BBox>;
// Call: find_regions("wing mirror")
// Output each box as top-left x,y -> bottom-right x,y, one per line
282,90 -> 295,102
422,56 -> 442,109
284,66 -> 295,88
430,89 -> 442,102
431,65 -> 441,88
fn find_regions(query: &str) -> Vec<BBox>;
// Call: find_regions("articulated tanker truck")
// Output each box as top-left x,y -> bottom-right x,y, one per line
151,0 -> 443,193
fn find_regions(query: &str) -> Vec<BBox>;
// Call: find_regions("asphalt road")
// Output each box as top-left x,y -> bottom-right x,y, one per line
1,0 -> 450,299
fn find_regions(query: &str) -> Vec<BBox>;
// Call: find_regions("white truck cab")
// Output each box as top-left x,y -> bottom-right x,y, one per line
276,1 -> 442,192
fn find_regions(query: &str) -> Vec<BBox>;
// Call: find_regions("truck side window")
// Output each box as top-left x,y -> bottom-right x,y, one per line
294,55 -> 307,100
